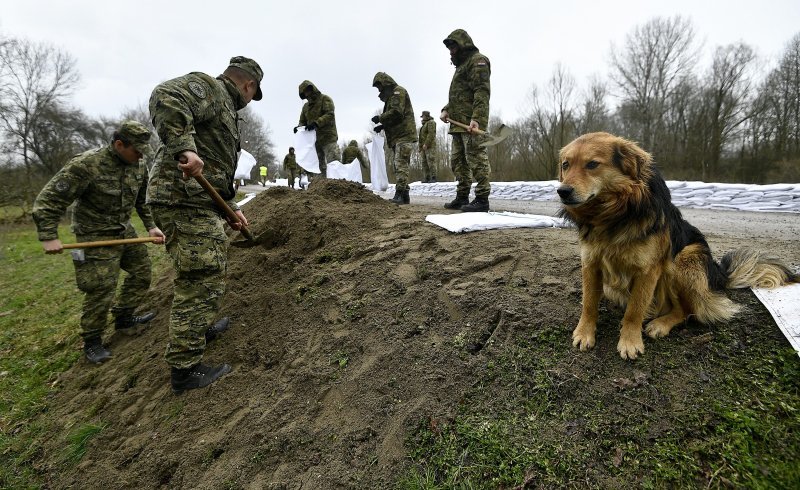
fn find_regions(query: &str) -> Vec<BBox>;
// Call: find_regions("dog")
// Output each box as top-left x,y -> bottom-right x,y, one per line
556,132 -> 797,359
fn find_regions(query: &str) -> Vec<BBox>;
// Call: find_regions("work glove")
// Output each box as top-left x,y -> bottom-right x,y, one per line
305,122 -> 318,131
371,115 -> 381,124
293,126 -> 298,134
373,124 -> 384,133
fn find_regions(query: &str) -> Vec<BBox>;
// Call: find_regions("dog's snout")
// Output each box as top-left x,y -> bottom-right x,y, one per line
557,186 -> 574,200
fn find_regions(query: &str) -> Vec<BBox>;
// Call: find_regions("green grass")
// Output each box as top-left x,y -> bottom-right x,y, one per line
400,334 -> 800,489
0,216 -> 168,488
62,423 -> 106,464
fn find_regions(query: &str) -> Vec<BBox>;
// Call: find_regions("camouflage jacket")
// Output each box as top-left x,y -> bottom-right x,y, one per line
374,72 -> 417,148
298,81 -> 338,146
419,118 -> 437,149
283,153 -> 297,171
147,72 -> 243,211
442,29 -> 491,134
341,141 -> 367,168
33,145 -> 155,241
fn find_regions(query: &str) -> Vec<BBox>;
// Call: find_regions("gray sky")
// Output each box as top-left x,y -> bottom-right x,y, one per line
2,0 -> 799,161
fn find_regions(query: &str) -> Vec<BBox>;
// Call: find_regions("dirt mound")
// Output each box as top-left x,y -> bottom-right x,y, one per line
31,182 -> 796,488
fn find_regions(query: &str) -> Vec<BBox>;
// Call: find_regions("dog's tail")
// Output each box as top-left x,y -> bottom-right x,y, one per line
721,249 -> 798,289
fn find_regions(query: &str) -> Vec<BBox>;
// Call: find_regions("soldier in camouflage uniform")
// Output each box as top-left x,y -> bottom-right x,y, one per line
295,80 -> 340,179
283,147 -> 298,188
33,121 -> 165,364
441,29 -> 492,212
418,111 -> 437,183
371,72 -> 417,205
147,56 -> 263,394
341,140 -> 368,169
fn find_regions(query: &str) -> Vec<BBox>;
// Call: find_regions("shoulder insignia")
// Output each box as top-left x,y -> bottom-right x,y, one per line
55,179 -> 70,193
394,90 -> 401,95
188,80 -> 206,98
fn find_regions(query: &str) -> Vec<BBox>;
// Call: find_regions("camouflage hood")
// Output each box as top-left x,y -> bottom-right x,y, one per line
444,29 -> 478,66
372,72 -> 397,102
298,80 -> 321,100
348,140 -> 358,147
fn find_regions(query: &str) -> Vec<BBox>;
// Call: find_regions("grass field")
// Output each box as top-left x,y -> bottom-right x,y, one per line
0,217 -> 168,488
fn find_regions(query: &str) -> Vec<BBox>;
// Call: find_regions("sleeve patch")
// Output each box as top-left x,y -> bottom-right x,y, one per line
187,81 -> 206,98
55,180 -> 70,193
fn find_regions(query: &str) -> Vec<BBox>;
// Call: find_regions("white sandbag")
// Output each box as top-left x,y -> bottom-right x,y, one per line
234,150 -> 257,179
326,160 -> 363,183
293,128 -> 321,174
367,133 -> 389,191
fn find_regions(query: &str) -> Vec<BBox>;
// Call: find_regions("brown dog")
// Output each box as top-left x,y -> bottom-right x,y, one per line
557,132 -> 797,359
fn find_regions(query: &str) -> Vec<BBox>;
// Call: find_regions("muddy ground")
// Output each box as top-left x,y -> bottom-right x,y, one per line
35,180 -> 799,488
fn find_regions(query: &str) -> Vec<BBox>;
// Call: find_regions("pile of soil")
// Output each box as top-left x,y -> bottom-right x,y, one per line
33,179 -> 795,488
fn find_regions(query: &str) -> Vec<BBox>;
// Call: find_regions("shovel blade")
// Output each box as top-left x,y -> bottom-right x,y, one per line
479,124 -> 512,147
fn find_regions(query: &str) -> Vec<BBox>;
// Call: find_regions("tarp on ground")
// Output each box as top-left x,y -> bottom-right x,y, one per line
425,211 -> 570,233
326,160 -> 363,183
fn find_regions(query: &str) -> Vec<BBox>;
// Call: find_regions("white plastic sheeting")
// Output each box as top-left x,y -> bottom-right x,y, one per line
753,283 -> 800,356
425,211 -> 569,233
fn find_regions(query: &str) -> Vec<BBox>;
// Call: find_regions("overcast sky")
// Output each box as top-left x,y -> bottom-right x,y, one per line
2,0 -> 799,161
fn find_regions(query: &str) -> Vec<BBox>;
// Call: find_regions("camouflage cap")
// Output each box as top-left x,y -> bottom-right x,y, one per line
228,56 -> 263,101
117,120 -> 151,154
421,110 -> 431,118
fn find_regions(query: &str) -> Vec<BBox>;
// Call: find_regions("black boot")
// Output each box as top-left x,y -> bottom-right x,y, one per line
171,363 -> 232,394
205,317 -> 230,342
390,190 -> 404,204
401,189 -> 410,204
115,308 -> 156,335
444,195 -> 469,209
84,337 -> 112,364
461,196 -> 490,212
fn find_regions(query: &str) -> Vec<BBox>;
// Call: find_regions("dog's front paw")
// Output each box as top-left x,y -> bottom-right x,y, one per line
572,326 -> 596,351
617,330 -> 645,360
645,319 -> 672,339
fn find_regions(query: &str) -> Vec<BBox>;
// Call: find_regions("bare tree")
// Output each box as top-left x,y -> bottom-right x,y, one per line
238,107 -> 277,180
576,76 -> 612,135
0,36 -> 80,204
609,15 -> 699,153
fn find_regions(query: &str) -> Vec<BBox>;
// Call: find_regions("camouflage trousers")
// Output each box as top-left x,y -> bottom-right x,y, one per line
451,132 -> 491,198
151,205 -> 228,369
392,142 -> 414,192
72,229 -> 152,340
286,167 -> 297,187
419,147 -> 436,181
315,141 -> 341,178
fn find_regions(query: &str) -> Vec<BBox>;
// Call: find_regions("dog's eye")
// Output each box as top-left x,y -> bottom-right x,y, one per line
561,161 -> 569,170
586,160 -> 599,169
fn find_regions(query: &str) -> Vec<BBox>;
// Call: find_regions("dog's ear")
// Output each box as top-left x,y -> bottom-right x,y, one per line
612,138 -> 652,180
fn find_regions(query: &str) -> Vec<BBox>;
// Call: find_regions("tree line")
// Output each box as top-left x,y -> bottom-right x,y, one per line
3,17 -> 799,218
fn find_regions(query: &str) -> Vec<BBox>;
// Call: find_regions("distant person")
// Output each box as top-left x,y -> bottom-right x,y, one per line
418,111 -> 437,183
259,164 -> 268,186
441,29 -> 492,212
294,80 -> 340,178
341,140 -> 369,170
32,121 -> 165,364
148,56 -> 263,394
283,147 -> 298,188
372,72 -> 417,205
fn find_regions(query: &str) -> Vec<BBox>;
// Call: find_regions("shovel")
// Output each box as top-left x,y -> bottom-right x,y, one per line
191,173 -> 257,247
447,118 -> 512,147
60,236 -> 161,250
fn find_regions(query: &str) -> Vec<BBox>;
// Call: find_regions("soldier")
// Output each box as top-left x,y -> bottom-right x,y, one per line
341,140 -> 368,170
440,29 -> 492,212
32,121 -> 166,364
418,111 -> 437,183
283,147 -> 298,188
147,56 -> 263,394
371,72 -> 417,205
294,80 -> 340,178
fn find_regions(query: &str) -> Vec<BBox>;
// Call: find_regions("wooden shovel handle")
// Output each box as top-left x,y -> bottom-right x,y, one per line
61,236 -> 159,249
447,118 -> 487,136
192,173 -> 254,241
